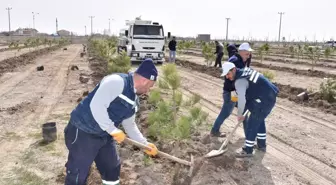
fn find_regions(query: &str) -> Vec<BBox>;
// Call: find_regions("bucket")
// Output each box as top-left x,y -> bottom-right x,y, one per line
42,122 -> 57,143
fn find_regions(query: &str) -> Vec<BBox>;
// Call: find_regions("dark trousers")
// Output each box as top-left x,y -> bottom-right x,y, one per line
64,123 -> 121,185
214,52 -> 224,67
244,97 -> 276,154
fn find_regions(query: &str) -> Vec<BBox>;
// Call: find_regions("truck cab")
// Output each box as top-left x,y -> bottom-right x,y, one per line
120,19 -> 167,64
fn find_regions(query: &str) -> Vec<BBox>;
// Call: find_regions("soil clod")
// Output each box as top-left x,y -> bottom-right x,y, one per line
36,65 -> 44,71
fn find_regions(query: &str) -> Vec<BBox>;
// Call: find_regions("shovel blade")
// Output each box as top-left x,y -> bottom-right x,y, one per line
204,148 -> 228,158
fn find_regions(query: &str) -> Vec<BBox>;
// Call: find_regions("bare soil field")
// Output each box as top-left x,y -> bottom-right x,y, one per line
184,50 -> 336,77
188,48 -> 336,65
0,45 -> 53,61
0,45 -> 64,77
0,41 -> 335,185
0,44 -> 87,185
177,54 -> 324,90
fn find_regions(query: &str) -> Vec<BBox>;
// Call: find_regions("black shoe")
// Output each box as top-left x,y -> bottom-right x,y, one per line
254,144 -> 266,152
210,131 -> 226,137
235,148 -> 254,158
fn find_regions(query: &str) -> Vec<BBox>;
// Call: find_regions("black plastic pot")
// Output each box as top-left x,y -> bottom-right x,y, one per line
42,122 -> 57,143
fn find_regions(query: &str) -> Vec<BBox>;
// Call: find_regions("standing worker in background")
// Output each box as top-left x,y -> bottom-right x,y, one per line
226,43 -> 238,58
220,62 -> 279,157
64,59 -> 159,185
210,42 -> 253,137
214,41 -> 224,68
168,36 -> 177,62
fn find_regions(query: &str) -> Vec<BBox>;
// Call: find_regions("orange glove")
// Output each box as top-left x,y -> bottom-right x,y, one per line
144,143 -> 158,156
110,130 -> 126,144
231,91 -> 238,102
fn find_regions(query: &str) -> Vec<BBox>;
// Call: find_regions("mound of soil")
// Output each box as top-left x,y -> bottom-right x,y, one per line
176,59 -> 336,116
0,45 -> 68,77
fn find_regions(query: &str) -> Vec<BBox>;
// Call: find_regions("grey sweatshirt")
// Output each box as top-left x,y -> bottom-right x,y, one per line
234,78 -> 249,116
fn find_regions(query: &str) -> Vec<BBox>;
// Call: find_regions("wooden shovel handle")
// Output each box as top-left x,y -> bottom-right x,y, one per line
219,110 -> 250,151
124,138 -> 192,166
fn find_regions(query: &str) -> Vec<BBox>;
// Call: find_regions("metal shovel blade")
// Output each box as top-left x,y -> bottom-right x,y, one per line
204,147 -> 228,158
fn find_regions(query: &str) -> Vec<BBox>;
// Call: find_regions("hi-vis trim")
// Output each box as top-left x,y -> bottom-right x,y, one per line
118,94 -> 135,105
257,136 -> 266,140
242,67 -> 260,83
242,67 -> 252,76
257,133 -> 266,136
245,140 -> 255,147
102,179 -> 120,185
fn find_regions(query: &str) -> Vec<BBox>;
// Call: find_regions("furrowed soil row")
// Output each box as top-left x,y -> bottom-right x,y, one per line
182,51 -> 336,78
177,66 -> 336,167
179,78 -> 336,185
177,67 -> 336,131
187,48 -> 336,65
175,58 -> 336,115
0,44 -> 67,77
0,45 -> 80,183
0,48 -> 69,98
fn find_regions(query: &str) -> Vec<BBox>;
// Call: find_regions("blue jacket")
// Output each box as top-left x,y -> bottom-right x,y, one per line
235,67 -> 279,104
223,54 -> 250,92
69,73 -> 137,137
227,44 -> 238,58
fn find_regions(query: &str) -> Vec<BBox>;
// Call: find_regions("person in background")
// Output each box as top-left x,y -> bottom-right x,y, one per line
168,36 -> 177,62
214,41 -> 224,68
226,43 -> 238,58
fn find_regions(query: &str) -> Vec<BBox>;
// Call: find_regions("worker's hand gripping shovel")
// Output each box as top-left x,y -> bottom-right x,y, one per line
124,138 -> 198,176
205,110 -> 250,158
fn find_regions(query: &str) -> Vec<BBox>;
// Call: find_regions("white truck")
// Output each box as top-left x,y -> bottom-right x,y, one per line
118,19 -> 169,64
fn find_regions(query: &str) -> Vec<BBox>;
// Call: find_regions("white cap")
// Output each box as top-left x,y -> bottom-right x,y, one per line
238,42 -> 254,51
220,62 -> 236,77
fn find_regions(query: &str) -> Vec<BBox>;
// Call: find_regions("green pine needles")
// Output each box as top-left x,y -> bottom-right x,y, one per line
147,64 -> 208,141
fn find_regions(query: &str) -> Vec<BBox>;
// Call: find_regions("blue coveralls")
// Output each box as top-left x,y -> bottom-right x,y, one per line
211,54 -> 250,134
235,67 -> 279,154
64,73 -> 137,185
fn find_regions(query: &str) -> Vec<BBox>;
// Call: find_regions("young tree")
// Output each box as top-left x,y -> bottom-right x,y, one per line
147,64 -> 208,140
107,51 -> 131,74
202,43 -> 216,66
324,47 -> 331,59
307,47 -> 321,70
257,46 -> 264,62
319,78 -> 336,103
289,46 -> 295,58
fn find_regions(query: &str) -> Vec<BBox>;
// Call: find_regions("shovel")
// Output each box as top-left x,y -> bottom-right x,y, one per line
204,110 -> 250,158
124,137 -> 201,177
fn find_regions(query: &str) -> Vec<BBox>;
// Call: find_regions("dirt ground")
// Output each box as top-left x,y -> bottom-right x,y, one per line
0,44 -> 88,185
0,45 -> 50,61
184,50 -> 336,76
0,44 -> 335,185
177,54 -> 325,90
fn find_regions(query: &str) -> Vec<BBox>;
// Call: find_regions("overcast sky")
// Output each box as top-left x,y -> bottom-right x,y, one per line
0,0 -> 335,41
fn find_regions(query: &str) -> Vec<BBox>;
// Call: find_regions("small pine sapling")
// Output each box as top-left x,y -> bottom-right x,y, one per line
147,64 -> 208,141
108,51 -> 131,74
202,43 -> 216,66
319,78 -> 336,103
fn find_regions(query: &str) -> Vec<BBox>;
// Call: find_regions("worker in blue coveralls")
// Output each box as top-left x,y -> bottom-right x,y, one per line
63,58 -> 159,185
210,43 -> 253,137
220,62 -> 279,157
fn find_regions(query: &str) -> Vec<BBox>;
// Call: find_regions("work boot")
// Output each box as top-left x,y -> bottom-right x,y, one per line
235,147 -> 254,158
254,144 -> 266,152
210,131 -> 226,137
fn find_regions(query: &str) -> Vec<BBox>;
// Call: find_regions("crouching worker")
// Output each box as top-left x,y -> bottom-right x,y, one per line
64,58 -> 159,185
220,62 -> 279,158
